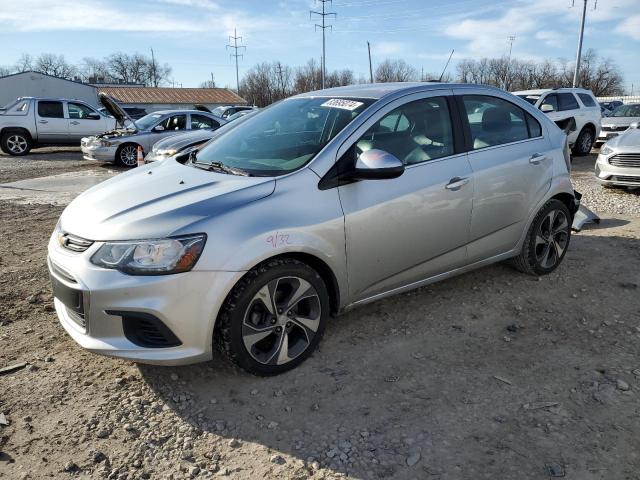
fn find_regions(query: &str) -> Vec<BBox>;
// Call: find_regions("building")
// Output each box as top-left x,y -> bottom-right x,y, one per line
97,86 -> 247,113
0,71 -> 99,108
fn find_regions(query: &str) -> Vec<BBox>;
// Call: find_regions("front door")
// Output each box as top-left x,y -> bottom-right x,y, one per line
36,100 -> 68,143
456,91 -> 553,262
67,102 -> 106,141
338,92 -> 473,301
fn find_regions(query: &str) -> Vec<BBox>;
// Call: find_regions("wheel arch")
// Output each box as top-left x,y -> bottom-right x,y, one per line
580,122 -> 596,135
0,126 -> 33,141
551,192 -> 577,218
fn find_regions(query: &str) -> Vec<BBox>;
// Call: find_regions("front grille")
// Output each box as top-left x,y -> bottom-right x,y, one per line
614,175 -> 640,184
602,125 -> 629,132
66,307 -> 86,329
60,232 -> 93,253
609,153 -> 640,168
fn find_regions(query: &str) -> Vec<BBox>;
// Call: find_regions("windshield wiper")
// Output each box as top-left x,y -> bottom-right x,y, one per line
193,161 -> 252,176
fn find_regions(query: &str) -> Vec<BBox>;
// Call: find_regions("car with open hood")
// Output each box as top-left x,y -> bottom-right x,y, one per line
49,82 -> 579,375
595,122 -> 640,187
596,103 -> 640,147
81,93 -> 225,167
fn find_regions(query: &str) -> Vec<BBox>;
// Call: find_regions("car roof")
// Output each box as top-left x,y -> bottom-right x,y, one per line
16,96 -> 95,103
293,82 -> 505,101
512,88 -> 593,95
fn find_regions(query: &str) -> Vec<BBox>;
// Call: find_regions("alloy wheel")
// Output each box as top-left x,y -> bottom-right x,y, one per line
535,209 -> 569,269
7,135 -> 28,154
580,132 -> 593,153
242,276 -> 321,366
120,145 -> 138,166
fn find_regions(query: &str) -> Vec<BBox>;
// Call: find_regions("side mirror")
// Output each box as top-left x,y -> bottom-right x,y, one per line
153,125 -> 165,132
540,104 -> 555,113
351,149 -> 404,180
630,122 -> 639,129
86,112 -> 101,120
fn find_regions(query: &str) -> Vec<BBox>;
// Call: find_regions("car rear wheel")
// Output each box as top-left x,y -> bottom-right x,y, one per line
215,258 -> 329,376
512,199 -> 572,276
1,131 -> 32,156
116,144 -> 139,167
572,128 -> 594,156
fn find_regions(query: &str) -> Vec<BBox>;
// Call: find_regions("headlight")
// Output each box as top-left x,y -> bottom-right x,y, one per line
600,144 -> 614,156
156,148 -> 178,157
90,234 -> 206,275
100,139 -> 114,147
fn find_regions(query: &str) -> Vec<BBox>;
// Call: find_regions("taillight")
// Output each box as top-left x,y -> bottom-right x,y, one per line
563,138 -> 571,173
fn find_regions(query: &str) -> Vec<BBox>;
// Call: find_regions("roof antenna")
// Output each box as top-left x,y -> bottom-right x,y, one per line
439,49 -> 454,82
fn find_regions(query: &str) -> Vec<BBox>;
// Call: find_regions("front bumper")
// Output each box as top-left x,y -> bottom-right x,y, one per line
47,233 -> 242,365
143,151 -> 170,164
81,144 -> 118,163
595,153 -> 640,186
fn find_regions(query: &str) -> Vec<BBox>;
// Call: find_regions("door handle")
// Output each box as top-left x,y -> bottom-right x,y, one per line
38,120 -> 48,124
445,177 -> 470,190
529,153 -> 547,165
70,121 -> 80,125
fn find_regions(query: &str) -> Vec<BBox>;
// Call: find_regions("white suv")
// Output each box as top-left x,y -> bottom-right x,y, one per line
513,88 -> 601,156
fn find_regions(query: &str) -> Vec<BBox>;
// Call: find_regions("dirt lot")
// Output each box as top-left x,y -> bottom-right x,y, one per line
1,150 -> 639,480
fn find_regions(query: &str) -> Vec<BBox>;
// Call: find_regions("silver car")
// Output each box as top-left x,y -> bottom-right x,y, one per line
81,94 -> 225,167
595,123 -> 640,187
597,103 -> 640,146
48,83 -> 579,375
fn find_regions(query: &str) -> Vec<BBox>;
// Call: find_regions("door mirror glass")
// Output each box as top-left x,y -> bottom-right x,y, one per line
352,149 -> 404,180
153,125 -> 165,132
541,103 -> 555,113
630,122 -> 639,129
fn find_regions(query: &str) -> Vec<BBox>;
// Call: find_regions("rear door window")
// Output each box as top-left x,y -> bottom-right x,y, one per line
558,93 -> 579,111
38,101 -> 64,118
462,95 -> 530,149
191,114 -> 219,130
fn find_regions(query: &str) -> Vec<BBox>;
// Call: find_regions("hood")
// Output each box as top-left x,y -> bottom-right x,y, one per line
153,130 -> 216,152
193,104 -> 212,113
601,116 -> 639,127
60,160 -> 275,240
606,128 -> 640,149
98,93 -> 134,127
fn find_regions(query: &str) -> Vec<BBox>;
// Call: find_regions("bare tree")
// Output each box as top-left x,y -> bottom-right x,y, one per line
375,59 -> 418,83
34,53 -> 76,79
199,79 -> 216,88
293,59 -> 323,94
0,65 -> 12,77
15,53 -> 33,72
105,52 -> 171,86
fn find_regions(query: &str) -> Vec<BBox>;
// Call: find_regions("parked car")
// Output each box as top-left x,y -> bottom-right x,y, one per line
595,122 -> 640,187
0,97 -> 117,156
512,88 -> 601,155
210,105 -> 255,119
600,100 -> 623,112
49,83 -> 579,374
225,109 -> 255,122
145,110 -> 260,163
81,93 -> 225,167
99,106 -> 147,120
596,103 -> 640,147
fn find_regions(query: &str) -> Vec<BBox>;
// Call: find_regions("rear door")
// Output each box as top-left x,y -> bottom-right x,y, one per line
36,100 -> 68,143
338,90 -> 474,301
67,102 -> 107,141
456,91 -> 553,262
189,113 -> 221,131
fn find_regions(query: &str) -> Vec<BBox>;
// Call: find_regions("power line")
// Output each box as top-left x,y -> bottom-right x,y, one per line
226,28 -> 246,94
504,35 -> 515,89
310,0 -> 336,89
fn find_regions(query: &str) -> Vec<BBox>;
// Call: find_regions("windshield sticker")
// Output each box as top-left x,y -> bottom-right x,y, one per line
320,99 -> 364,111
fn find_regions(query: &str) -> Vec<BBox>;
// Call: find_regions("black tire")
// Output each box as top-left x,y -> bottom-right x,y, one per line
1,131 -> 32,156
512,199 -> 572,276
215,258 -> 329,376
571,127 -> 594,156
115,143 -> 139,167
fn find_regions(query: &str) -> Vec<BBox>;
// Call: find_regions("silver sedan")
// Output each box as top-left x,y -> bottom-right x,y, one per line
595,123 -> 640,187
49,83 -> 578,375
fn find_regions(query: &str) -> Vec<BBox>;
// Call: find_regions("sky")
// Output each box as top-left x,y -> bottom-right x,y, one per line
0,0 -> 638,92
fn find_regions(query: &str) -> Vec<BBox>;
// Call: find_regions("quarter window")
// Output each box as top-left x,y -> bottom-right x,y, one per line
577,93 -> 596,107
38,101 -> 64,118
558,93 -> 579,111
191,114 -> 219,130
68,102 -> 97,119
355,97 -> 454,165
462,95 -> 529,149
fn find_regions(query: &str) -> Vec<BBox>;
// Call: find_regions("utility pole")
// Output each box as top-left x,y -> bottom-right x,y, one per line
150,47 -> 156,87
439,49 -> 454,82
210,72 -> 215,87
367,41 -> 373,83
310,0 -> 336,89
226,28 -> 246,94
572,0 -> 596,87
504,35 -> 516,90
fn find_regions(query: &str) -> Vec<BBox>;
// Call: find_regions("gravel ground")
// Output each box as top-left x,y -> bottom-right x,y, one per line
1,151 -> 640,480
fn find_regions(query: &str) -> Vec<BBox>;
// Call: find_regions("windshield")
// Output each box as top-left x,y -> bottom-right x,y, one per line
516,94 -> 540,105
210,106 -> 227,117
609,104 -> 640,118
134,113 -> 163,130
193,97 -> 374,176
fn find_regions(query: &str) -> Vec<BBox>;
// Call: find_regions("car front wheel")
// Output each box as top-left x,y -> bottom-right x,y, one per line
572,128 -> 594,156
512,199 -> 572,276
216,258 -> 329,376
116,144 -> 139,167
1,131 -> 32,156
